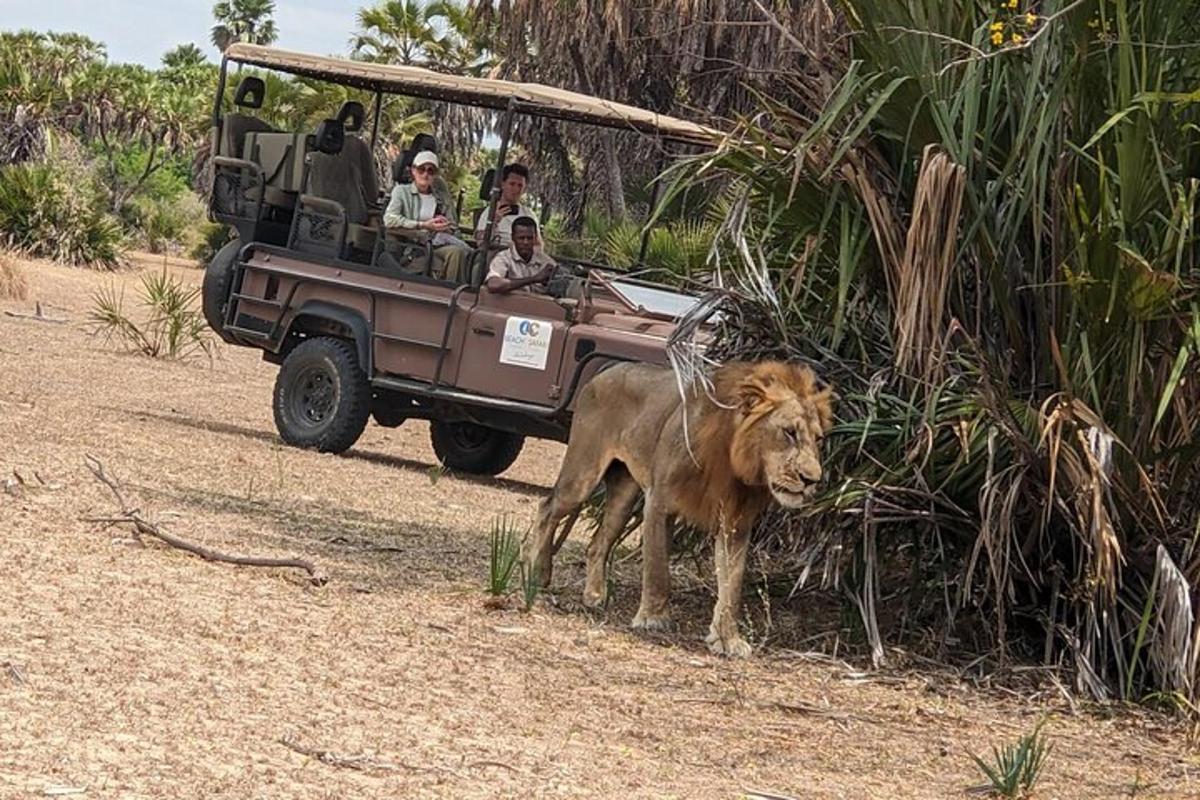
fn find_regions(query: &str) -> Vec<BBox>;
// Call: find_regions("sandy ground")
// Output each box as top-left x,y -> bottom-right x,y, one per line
0,253 -> 1196,799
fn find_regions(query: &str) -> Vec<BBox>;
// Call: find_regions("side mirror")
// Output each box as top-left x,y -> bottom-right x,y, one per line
234,76 -> 265,109
313,119 -> 344,155
479,167 -> 495,201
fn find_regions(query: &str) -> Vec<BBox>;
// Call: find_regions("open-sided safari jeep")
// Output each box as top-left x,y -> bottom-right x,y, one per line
202,44 -> 721,476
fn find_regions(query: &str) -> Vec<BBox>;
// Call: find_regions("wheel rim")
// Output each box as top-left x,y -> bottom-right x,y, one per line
290,364 -> 338,428
448,423 -> 491,452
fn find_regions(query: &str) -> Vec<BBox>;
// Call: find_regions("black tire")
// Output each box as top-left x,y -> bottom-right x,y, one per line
430,421 -> 524,476
372,407 -> 407,428
202,235 -> 242,343
273,337 -> 371,454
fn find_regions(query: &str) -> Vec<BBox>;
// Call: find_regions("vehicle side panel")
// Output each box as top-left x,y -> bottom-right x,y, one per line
230,250 -> 478,382
455,290 -> 570,404
373,286 -> 470,384
559,322 -> 672,411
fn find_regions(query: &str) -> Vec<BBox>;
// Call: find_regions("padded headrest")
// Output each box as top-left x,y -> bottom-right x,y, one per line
234,76 -> 265,109
313,119 -> 344,155
391,134 -> 440,185
337,100 -> 365,132
479,167 -> 496,201
410,133 -> 437,154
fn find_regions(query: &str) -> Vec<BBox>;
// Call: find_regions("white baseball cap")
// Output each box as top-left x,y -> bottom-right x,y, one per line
412,150 -> 439,169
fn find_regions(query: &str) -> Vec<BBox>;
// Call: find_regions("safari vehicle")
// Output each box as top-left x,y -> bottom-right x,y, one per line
202,44 -> 720,476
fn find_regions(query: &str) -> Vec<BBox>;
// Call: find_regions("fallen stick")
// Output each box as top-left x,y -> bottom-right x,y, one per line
4,302 -> 67,323
278,735 -> 405,773
83,455 -> 326,585
278,735 -> 515,779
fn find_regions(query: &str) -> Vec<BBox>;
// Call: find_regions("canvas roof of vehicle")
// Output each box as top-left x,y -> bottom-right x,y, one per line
222,43 -> 724,146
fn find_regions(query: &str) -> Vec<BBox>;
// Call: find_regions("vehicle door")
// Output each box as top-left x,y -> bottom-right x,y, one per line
453,289 -> 570,406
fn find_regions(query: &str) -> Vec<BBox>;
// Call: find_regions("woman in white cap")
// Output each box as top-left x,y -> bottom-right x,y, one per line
383,150 -> 470,282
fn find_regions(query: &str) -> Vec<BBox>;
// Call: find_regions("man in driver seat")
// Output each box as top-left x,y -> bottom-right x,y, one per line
485,216 -> 556,294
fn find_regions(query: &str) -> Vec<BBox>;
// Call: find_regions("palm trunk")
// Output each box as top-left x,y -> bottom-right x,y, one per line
568,40 -> 626,221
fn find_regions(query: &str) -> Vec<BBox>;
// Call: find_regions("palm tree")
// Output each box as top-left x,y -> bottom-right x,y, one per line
211,0 -> 279,53
471,0 -> 827,223
352,0 -> 488,73
351,0 -> 493,162
352,1 -> 442,67
162,43 -> 207,72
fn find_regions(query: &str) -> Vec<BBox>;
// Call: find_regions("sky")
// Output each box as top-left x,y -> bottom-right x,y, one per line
0,0 -> 358,67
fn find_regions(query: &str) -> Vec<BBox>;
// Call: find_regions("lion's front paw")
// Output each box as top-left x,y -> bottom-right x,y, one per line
630,609 -> 676,633
581,585 -> 607,609
705,629 -> 753,658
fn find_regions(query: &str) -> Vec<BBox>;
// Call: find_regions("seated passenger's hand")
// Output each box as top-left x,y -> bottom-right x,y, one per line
536,263 -> 556,283
424,216 -> 452,233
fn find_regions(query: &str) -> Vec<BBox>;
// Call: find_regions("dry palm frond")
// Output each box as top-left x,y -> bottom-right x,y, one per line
893,146 -> 965,381
1151,546 -> 1197,698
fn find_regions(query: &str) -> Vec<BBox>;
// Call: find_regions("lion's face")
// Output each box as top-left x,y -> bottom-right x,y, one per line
720,363 -> 834,508
755,395 -> 831,507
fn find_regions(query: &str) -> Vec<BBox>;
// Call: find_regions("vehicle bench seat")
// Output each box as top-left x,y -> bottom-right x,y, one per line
243,131 -> 309,210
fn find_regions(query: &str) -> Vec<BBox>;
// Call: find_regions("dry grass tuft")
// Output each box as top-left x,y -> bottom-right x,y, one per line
0,251 -> 29,300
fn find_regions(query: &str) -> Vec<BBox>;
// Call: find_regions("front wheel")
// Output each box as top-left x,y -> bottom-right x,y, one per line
273,337 -> 371,453
430,421 -> 524,476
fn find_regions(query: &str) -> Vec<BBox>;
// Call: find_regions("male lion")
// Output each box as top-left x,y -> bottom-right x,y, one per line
527,360 -> 834,657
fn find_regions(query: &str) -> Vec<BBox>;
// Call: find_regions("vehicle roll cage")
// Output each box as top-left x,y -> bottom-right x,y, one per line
212,44 -> 723,284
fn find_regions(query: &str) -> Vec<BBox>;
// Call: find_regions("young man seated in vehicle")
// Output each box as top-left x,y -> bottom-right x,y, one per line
474,163 -> 532,250
484,216 -> 556,294
383,150 -> 471,282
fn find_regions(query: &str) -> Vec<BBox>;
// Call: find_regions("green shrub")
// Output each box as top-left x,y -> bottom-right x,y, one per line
189,219 -> 234,265
600,218 -> 716,281
969,719 -> 1053,798
486,516 -> 522,597
0,159 -> 124,268
602,221 -> 642,268
88,268 -> 212,359
124,192 -> 211,256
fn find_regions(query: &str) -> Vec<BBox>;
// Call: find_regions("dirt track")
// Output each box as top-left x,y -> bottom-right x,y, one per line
0,254 -> 1195,799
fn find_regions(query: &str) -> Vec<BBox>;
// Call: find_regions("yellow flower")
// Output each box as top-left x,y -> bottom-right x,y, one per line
990,21 -> 1004,32
991,31 -> 1005,45
1006,0 -> 1018,9
1011,32 -> 1024,43
1025,11 -> 1037,24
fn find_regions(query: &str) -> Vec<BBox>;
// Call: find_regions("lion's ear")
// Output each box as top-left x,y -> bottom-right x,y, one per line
734,378 -> 769,415
814,387 -> 835,434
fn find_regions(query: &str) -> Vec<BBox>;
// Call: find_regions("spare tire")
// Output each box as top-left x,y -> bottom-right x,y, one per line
202,236 -> 242,343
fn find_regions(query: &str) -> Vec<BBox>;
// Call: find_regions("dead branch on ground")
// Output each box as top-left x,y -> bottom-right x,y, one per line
83,455 -> 326,585
278,734 -> 407,773
278,734 -> 523,779
3,302 -> 67,323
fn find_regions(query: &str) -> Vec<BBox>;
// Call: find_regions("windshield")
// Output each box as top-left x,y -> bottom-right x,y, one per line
603,277 -> 704,321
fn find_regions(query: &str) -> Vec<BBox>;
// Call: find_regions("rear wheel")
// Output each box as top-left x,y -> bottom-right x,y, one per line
273,337 -> 370,453
430,421 -> 524,476
201,235 -> 242,343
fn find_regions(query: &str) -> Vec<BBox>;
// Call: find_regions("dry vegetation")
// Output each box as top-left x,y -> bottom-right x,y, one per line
0,255 -> 1196,798
0,251 -> 27,300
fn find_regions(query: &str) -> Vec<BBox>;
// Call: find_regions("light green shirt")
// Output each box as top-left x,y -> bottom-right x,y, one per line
384,181 -> 458,231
